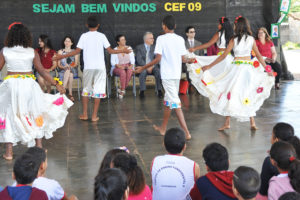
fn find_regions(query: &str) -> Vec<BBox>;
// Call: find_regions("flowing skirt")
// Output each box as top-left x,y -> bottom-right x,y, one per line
186,54 -> 274,121
0,75 -> 73,147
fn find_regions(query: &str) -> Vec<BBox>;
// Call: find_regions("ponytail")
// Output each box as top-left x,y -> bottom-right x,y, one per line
289,159 -> 300,193
218,17 -> 234,47
287,136 -> 300,159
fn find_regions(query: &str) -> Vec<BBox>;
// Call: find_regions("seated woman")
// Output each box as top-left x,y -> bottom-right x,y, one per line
111,34 -> 135,99
57,35 -> 79,102
36,34 -> 57,93
256,27 -> 282,89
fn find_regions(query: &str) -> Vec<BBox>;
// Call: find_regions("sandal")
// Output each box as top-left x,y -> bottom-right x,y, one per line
68,94 -> 75,102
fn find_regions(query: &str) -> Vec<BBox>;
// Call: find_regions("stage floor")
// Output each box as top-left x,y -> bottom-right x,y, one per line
1,81 -> 299,199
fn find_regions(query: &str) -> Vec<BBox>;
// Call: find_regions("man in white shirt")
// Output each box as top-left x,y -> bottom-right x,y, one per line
135,15 -> 194,139
55,16 -> 130,122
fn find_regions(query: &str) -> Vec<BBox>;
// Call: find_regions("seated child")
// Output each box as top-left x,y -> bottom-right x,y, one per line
268,141 -> 300,200
25,147 -> 77,200
279,192 -> 300,200
0,153 -> 48,200
189,143 -> 237,200
232,166 -> 261,200
151,127 -> 200,200
112,152 -> 152,200
94,168 -> 128,200
258,122 -> 300,200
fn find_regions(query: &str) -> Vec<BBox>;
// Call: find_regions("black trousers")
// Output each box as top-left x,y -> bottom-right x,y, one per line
266,61 -> 282,84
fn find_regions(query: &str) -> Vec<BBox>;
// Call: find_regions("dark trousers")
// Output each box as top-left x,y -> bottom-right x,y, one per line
266,61 -> 282,84
139,66 -> 162,91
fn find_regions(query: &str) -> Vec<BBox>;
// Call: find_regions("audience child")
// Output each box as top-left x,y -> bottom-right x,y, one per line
151,127 -> 200,200
189,143 -> 237,200
0,153 -> 48,200
94,168 -> 129,200
278,192 -> 300,200
25,147 -> 77,200
232,166 -> 261,200
112,152 -> 152,200
98,147 -> 128,174
268,141 -> 300,200
258,123 -> 300,199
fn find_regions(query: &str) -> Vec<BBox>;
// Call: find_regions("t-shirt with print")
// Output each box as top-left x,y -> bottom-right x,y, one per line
154,33 -> 187,80
77,31 -> 110,70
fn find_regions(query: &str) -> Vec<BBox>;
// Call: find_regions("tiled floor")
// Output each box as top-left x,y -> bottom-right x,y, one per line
0,81 -> 299,199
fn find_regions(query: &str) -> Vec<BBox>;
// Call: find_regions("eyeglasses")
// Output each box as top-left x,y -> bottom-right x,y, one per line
189,31 -> 196,33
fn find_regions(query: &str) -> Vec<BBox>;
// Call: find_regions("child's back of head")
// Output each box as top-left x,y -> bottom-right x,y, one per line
270,141 -> 300,193
203,142 -> 229,171
164,127 -> 186,155
113,152 -> 146,195
279,192 -> 300,200
87,16 -> 99,28
94,168 -> 128,200
162,15 -> 176,30
26,147 -> 46,167
233,166 -> 261,200
98,148 -> 125,174
14,153 -> 39,184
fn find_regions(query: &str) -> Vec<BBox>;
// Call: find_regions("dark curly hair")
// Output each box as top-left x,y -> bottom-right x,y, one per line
4,23 -> 32,48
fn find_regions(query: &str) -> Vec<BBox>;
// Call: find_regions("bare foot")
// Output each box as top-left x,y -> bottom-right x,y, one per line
79,115 -> 88,121
3,154 -> 13,161
251,125 -> 258,130
218,125 -> 230,131
91,117 -> 100,122
153,125 -> 166,136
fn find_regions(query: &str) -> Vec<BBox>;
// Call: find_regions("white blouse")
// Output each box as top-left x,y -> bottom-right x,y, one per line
3,46 -> 34,72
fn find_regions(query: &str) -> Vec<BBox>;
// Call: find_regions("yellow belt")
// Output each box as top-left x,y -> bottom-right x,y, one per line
4,74 -> 36,80
232,60 -> 254,65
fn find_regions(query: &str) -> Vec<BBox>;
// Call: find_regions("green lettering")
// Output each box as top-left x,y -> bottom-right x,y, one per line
65,4 -> 75,13
133,4 -> 140,12
124,3 -> 133,12
32,4 -> 41,13
56,4 -> 65,13
41,4 -> 49,13
81,4 -> 89,13
113,3 -> 121,12
97,4 -> 107,13
49,4 -> 56,13
149,3 -> 156,12
140,3 -> 148,12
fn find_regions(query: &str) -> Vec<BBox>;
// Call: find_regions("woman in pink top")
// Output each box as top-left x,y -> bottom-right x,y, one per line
256,27 -> 282,90
268,141 -> 300,200
112,152 -> 152,200
111,35 -> 135,99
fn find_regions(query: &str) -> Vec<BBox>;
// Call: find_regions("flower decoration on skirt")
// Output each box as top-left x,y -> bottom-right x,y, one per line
26,116 -> 32,126
0,118 -> 6,130
253,61 -> 260,68
273,72 -> 278,77
227,92 -> 231,100
53,97 -> 65,106
265,65 -> 272,73
195,68 -> 201,74
35,116 -> 44,127
201,79 -> 207,86
257,87 -> 264,93
194,59 -> 198,64
243,98 -> 250,105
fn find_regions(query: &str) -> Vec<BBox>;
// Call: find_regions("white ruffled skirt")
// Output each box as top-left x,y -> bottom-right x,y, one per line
0,75 -> 73,147
186,54 -> 274,121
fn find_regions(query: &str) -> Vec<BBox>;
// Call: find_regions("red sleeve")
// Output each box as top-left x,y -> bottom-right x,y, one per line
189,183 -> 202,200
270,41 -> 274,47
50,49 -> 56,57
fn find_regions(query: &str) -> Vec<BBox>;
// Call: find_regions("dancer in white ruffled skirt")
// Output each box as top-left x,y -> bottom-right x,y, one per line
0,23 -> 73,160
186,17 -> 275,130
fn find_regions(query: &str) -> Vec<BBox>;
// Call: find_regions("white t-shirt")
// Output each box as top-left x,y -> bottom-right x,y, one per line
77,31 -> 110,70
154,33 -> 186,80
151,154 -> 195,200
12,177 -> 65,200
